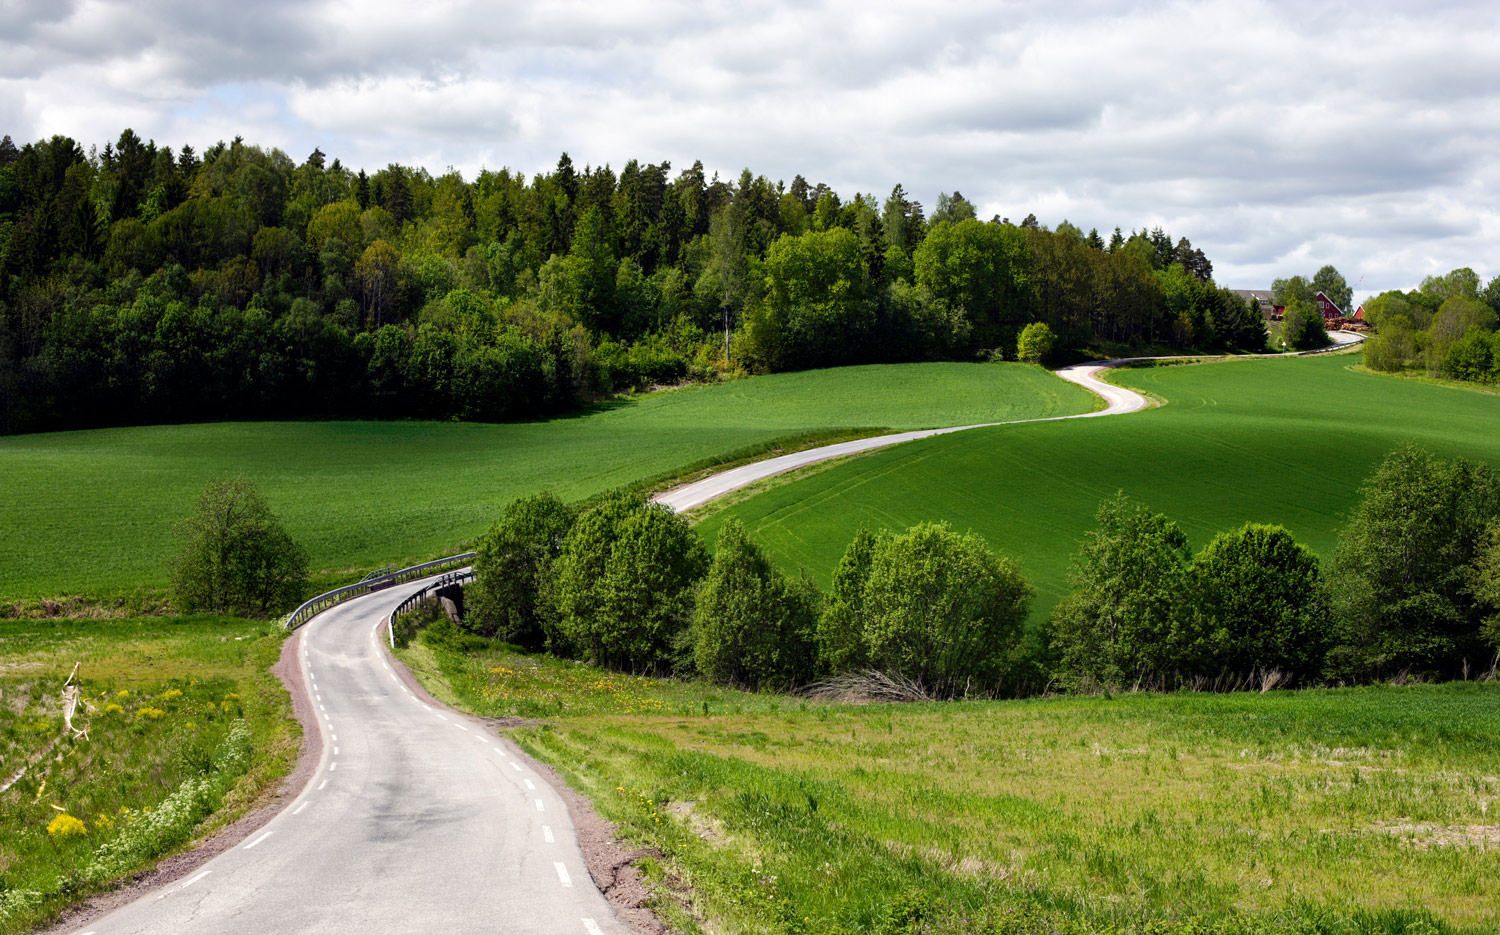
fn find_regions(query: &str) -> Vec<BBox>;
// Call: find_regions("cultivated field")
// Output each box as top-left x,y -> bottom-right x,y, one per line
0,617 -> 296,933
697,354 -> 1500,616
0,363 -> 1093,600
402,636 -> 1500,935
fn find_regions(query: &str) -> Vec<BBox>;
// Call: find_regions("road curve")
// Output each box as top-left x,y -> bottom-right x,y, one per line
81,575 -> 630,935
652,331 -> 1364,513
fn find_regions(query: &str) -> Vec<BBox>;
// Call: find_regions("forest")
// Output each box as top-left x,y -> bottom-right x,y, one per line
0,130 -> 1266,435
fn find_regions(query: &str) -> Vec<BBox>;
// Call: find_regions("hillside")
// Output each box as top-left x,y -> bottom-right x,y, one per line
695,354 -> 1500,617
0,362 -> 1093,599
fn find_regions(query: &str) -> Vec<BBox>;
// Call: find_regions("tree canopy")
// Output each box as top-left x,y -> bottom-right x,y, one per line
0,129 -> 1270,435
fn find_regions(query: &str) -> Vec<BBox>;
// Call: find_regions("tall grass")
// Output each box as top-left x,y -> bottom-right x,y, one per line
0,616 -> 298,933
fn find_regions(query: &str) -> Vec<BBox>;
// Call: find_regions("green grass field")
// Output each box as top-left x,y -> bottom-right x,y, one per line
401,635 -> 1500,935
0,617 -> 297,933
0,363 -> 1093,601
696,354 -> 1500,618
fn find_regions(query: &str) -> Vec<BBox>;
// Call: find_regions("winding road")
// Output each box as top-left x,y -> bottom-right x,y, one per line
652,331 -> 1364,512
74,330 -> 1362,934
77,579 -> 630,935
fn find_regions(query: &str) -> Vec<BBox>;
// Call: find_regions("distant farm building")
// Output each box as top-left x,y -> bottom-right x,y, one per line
1230,289 -> 1281,320
1231,289 -> 1368,332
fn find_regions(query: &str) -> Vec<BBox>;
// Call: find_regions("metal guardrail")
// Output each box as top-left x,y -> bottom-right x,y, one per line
389,569 -> 473,621
282,552 -> 477,630
386,568 -> 474,648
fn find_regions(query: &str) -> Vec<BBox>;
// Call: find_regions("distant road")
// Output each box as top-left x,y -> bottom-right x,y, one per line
81,575 -> 630,935
652,331 -> 1364,513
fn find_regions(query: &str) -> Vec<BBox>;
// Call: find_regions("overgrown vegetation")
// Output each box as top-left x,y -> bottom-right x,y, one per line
399,633 -> 1500,935
0,616 -> 297,933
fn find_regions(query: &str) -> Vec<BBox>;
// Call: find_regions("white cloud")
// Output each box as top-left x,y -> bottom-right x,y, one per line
4,0 -> 1499,294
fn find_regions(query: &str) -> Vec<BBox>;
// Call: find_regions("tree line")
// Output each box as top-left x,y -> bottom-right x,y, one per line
0,130 -> 1266,435
455,443 -> 1500,696
1357,266 -> 1500,383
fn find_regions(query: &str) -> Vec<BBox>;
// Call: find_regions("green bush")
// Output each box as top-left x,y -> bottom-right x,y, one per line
1281,299 -> 1329,350
550,493 -> 708,674
169,475 -> 307,617
1188,523 -> 1329,677
1326,444 -> 1500,680
1471,521 -> 1500,657
824,522 -> 1032,694
1442,325 -> 1495,381
817,525 -> 878,674
691,519 -> 820,690
465,492 -> 575,650
1362,314 -> 1416,372
595,337 -> 690,391
1046,494 -> 1196,688
1015,321 -> 1056,363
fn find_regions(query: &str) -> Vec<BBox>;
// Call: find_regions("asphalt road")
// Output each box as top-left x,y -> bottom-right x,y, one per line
77,577 -> 629,935
652,331 -> 1364,513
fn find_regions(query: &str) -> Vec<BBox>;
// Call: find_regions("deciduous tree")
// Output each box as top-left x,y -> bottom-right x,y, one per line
691,520 -> 819,689
170,475 -> 307,616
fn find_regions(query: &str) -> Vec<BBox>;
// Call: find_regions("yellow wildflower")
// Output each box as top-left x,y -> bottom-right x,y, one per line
136,707 -> 164,720
47,814 -> 86,838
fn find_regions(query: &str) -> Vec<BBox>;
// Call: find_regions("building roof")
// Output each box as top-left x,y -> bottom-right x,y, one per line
1230,289 -> 1276,304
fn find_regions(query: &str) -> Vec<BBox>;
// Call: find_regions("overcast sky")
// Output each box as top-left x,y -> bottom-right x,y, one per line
4,0 -> 1496,303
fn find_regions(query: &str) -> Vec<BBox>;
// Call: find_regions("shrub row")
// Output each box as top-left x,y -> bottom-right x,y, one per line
464,491 -> 1034,693
463,443 -> 1500,697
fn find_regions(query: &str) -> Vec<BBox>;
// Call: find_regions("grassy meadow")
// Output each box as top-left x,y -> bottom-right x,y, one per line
0,617 -> 297,933
0,362 -> 1092,601
401,637 -> 1500,935
696,353 -> 1500,618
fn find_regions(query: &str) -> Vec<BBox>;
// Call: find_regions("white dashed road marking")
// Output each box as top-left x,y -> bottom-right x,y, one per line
293,801 -> 310,815
543,826 -> 554,843
554,862 -> 572,887
535,799 -> 544,812
243,831 -> 272,850
583,919 -> 604,935
157,870 -> 211,899
525,779 -> 534,790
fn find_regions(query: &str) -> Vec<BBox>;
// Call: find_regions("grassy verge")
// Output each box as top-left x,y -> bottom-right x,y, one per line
0,616 -> 298,933
399,636 -> 1499,935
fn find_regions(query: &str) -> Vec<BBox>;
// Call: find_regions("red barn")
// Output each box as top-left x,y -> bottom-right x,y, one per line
1315,292 -> 1345,321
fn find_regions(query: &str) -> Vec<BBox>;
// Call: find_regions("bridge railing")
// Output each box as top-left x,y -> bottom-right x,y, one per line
386,568 -> 475,648
281,552 -> 476,630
